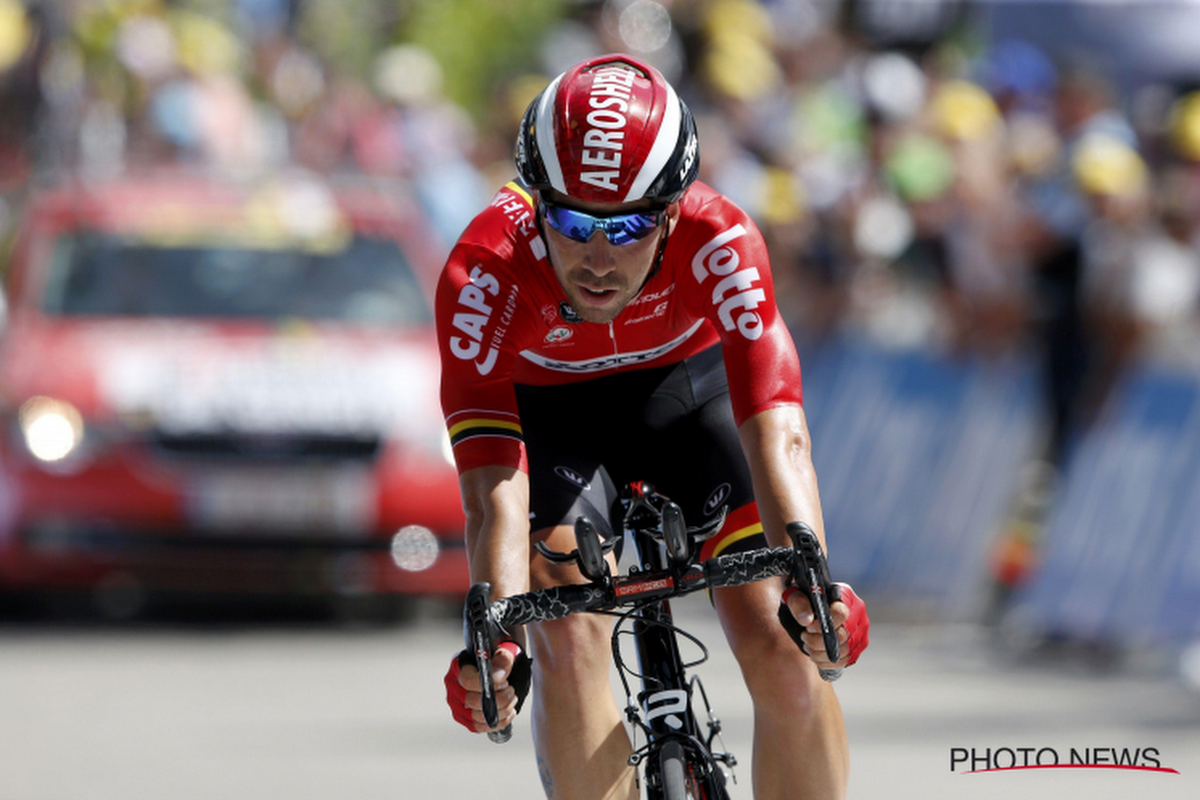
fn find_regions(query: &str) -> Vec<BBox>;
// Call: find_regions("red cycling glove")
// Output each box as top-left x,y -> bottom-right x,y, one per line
782,581 -> 870,666
835,583 -> 869,666
444,641 -> 531,733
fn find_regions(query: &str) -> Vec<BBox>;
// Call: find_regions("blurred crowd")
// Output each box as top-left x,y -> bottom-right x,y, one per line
3,0 -> 1200,467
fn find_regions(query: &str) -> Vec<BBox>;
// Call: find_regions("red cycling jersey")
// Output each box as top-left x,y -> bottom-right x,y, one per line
437,180 -> 803,474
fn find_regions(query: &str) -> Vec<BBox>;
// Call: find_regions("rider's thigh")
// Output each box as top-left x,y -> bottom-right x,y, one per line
711,579 -> 824,704
527,525 -> 618,681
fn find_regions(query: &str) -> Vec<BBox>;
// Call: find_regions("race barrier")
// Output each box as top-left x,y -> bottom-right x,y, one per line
1017,365 -> 1200,645
799,338 -> 1040,618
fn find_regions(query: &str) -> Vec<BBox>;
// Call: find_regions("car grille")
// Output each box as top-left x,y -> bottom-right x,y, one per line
152,432 -> 382,462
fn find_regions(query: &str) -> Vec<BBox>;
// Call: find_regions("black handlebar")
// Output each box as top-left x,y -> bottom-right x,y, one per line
464,487 -> 847,744
489,546 -> 795,629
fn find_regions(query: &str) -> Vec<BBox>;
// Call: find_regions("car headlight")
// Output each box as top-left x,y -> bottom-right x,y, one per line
19,397 -> 85,463
391,525 -> 439,572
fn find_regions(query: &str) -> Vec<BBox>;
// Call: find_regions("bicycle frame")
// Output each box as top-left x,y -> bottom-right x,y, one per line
621,521 -> 733,799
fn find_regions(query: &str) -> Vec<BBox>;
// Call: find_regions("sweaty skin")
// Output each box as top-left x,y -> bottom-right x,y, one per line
451,193 -> 854,800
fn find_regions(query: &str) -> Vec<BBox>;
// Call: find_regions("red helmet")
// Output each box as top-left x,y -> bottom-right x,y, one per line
515,54 -> 699,205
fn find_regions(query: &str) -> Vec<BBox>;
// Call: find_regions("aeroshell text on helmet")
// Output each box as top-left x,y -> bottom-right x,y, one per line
579,67 -> 638,193
691,225 -> 766,340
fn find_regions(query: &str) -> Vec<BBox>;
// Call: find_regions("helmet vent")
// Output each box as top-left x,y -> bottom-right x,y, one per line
584,60 -> 646,78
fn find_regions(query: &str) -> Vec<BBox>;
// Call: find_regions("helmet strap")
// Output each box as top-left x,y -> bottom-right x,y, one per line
534,204 -> 553,271
643,217 -> 671,284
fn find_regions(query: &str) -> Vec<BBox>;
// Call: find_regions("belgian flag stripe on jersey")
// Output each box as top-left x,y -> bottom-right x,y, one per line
448,418 -> 524,447
505,181 -> 534,207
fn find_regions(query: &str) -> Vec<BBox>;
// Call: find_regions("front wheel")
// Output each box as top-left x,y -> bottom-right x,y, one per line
659,741 -> 701,800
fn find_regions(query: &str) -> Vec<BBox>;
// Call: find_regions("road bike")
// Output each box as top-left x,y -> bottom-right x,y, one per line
465,481 -> 843,800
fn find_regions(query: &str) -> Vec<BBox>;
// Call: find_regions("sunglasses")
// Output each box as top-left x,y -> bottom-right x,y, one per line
541,201 -> 664,246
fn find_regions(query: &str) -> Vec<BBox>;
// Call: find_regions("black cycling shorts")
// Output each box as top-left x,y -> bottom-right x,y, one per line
514,345 -> 767,561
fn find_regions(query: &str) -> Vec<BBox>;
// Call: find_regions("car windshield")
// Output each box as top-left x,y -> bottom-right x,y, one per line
40,231 -> 432,327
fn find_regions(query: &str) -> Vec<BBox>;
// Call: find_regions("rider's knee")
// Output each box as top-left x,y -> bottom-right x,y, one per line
528,612 -> 612,680
730,621 -> 826,714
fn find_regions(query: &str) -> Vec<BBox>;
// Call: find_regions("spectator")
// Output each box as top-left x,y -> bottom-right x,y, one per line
1017,64 -> 1136,466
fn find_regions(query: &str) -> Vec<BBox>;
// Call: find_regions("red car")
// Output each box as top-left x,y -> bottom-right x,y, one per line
0,172 -> 468,610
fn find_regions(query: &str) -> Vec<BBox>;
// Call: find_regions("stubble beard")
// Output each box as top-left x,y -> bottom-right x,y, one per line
562,269 -> 635,324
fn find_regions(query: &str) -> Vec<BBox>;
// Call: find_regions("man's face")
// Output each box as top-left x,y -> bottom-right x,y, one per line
539,192 -> 677,324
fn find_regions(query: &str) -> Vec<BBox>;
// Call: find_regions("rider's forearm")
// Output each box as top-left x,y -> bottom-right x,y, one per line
458,465 -> 532,599
738,404 -> 829,552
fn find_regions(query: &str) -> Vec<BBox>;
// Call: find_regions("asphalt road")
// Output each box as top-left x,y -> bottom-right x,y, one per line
1,596 -> 1198,800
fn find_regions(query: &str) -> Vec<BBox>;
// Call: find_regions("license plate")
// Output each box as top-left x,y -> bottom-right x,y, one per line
190,467 -> 375,534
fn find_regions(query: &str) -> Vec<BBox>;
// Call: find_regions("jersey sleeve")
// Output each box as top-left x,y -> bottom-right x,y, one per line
681,199 -> 803,426
436,242 -> 531,475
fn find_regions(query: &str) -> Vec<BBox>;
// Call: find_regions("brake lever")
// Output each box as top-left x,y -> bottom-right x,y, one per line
464,582 -> 512,743
779,522 -> 844,682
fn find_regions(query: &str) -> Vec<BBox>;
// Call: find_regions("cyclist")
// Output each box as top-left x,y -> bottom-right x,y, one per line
439,54 -> 869,800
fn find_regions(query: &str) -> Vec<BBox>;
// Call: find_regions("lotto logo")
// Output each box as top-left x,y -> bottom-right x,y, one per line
691,225 -> 766,340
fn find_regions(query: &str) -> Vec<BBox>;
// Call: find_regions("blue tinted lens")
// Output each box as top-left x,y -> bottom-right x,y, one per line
543,206 -> 599,242
609,213 -> 661,245
543,204 -> 661,245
